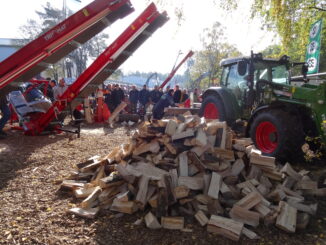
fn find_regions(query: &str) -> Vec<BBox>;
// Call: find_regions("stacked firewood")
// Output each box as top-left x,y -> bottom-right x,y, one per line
60,113 -> 325,241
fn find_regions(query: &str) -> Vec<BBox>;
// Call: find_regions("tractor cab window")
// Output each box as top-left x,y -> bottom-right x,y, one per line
220,66 -> 230,87
224,64 -> 248,107
227,64 -> 247,90
253,62 -> 288,84
272,65 -> 288,84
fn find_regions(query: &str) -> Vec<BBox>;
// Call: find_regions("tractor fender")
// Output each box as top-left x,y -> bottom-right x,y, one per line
202,87 -> 238,124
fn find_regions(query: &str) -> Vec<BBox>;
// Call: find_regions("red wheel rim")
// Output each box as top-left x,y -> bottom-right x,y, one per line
204,103 -> 219,119
255,121 -> 278,153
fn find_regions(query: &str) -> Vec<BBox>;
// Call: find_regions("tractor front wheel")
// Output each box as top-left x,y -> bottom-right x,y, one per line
250,110 -> 304,160
200,95 -> 226,121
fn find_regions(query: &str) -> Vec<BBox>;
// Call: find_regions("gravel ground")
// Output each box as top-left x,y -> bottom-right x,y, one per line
0,124 -> 326,245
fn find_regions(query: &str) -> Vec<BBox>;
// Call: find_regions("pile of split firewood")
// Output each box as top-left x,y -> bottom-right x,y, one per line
59,113 -> 325,241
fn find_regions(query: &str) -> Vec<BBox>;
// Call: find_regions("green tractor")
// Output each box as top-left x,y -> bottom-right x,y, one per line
200,52 -> 326,160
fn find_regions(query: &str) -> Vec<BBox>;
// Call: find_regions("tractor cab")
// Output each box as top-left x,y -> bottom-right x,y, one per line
219,54 -> 291,112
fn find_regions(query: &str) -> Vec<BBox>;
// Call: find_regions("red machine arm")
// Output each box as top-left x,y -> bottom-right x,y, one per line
159,50 -> 194,89
0,0 -> 134,90
24,3 -> 168,135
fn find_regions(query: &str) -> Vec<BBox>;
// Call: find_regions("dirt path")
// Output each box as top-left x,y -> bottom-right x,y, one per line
0,125 -> 325,245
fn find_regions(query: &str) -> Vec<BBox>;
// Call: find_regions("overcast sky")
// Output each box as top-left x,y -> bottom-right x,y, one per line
0,0 -> 278,74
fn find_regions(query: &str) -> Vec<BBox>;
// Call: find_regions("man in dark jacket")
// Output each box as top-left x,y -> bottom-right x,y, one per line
104,84 -> 114,112
173,85 -> 182,103
139,84 -> 150,106
129,85 -> 139,113
152,89 -> 175,120
111,84 -> 125,110
138,85 -> 150,116
149,85 -> 163,104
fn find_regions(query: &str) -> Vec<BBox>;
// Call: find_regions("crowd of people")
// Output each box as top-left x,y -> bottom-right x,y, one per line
101,83 -> 200,119
0,77 -> 201,139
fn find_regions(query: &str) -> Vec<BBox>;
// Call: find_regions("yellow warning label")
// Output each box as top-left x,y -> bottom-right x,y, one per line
83,8 -> 89,17
291,87 -> 296,93
131,25 -> 135,30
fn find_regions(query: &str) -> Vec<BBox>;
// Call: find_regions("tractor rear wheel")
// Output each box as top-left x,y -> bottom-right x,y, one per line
200,95 -> 226,121
250,110 -> 304,160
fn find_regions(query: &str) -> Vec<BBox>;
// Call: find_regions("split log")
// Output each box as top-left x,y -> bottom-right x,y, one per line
242,227 -> 260,240
169,169 -> 178,189
165,120 -> 178,136
178,176 -> 204,190
231,159 -> 245,176
145,212 -> 161,229
98,187 -> 120,203
280,163 -> 302,181
116,191 -> 130,202
229,205 -> 260,227
135,176 -> 150,206
235,191 -> 262,210
115,164 -> 136,183
68,207 -> 99,219
74,187 -> 98,199
110,198 -> 138,214
253,203 -> 271,218
207,172 -> 222,199
194,128 -> 208,146
178,152 -> 189,177
108,101 -> 127,124
60,180 -> 86,191
132,140 -> 160,156
250,154 -> 276,170
195,194 -> 211,205
213,148 -> 235,161
296,180 -> 318,190
287,199 -> 317,215
126,162 -> 168,180
81,186 -> 101,209
276,201 -> 297,233
172,129 -> 195,141
206,121 -> 225,135
215,122 -> 227,149
207,215 -> 243,242
161,217 -> 184,230
173,185 -> 190,199
98,176 -> 124,189
187,151 -> 206,172
195,210 -> 209,226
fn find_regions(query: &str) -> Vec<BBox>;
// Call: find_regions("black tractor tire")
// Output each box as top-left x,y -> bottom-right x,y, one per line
250,109 -> 305,161
199,95 -> 227,122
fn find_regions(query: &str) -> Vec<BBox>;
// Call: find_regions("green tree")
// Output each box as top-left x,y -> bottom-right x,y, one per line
19,2 -> 109,80
189,22 -> 242,89
261,44 -> 282,58
221,0 -> 326,71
